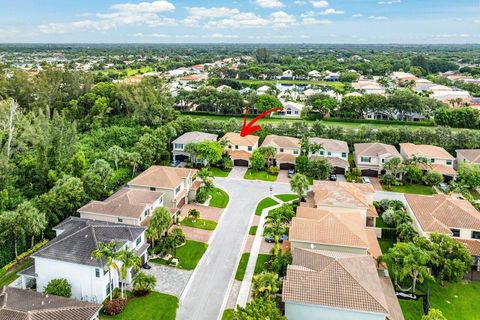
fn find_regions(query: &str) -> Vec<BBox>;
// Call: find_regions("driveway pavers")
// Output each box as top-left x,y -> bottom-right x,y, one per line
144,264 -> 192,298
276,170 -> 290,183
227,166 -> 248,179
175,225 -> 212,243
180,204 -> 223,222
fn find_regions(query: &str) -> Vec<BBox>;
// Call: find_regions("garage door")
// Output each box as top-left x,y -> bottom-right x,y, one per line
234,159 -> 249,167
334,167 -> 346,175
177,197 -> 186,208
280,163 -> 295,170
361,169 -> 379,177
175,154 -> 189,162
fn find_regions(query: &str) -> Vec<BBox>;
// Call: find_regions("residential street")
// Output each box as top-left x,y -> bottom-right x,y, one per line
177,177 -> 291,320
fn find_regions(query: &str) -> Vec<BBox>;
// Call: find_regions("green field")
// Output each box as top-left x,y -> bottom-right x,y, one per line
235,253 -> 250,281
209,167 -> 231,178
208,187 -> 229,208
255,197 -> 279,215
389,184 -> 435,195
180,218 -> 217,231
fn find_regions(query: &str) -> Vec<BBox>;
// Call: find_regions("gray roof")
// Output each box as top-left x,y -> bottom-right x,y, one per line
34,217 -> 145,267
0,286 -> 101,320
172,131 -> 218,144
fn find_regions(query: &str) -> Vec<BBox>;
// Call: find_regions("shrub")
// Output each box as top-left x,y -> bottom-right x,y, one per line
188,208 -> 200,221
133,271 -> 157,296
170,228 -> 186,246
196,187 -> 208,203
267,165 -> 279,175
382,208 -> 396,227
103,298 -> 127,316
423,171 -> 443,186
44,278 -> 72,298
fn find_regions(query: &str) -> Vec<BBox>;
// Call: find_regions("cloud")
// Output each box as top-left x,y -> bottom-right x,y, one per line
204,12 -> 269,28
310,1 -> 329,8
269,11 -> 296,27
302,17 -> 332,25
183,7 -> 240,26
378,0 -> 401,4
109,1 -> 174,13
255,0 -> 285,8
294,0 -> 307,5
474,19 -> 480,24
319,8 -> 344,15
433,33 -> 469,38
368,15 -> 388,20
352,13 -> 363,17
133,32 -> 170,38
203,33 -> 239,39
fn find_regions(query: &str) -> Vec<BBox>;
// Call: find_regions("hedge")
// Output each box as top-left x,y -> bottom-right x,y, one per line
0,239 -> 48,275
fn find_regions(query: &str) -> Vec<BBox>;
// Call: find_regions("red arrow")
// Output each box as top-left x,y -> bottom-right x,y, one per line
240,107 -> 283,137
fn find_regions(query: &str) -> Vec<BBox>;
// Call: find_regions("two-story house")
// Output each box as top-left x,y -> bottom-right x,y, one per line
78,188 -> 164,226
171,131 -> 218,164
261,135 -> 300,170
400,143 -> 456,181
222,132 -> 259,167
20,217 -> 149,303
456,149 -> 480,168
127,166 -> 198,214
354,143 -> 401,177
308,138 -> 349,174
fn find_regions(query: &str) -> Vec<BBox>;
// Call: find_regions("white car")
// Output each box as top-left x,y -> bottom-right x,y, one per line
361,177 -> 371,184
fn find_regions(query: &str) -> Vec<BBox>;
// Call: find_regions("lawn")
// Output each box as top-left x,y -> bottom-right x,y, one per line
222,309 -> 235,320
0,258 -> 34,287
180,218 -> 217,231
254,254 -> 271,274
150,240 -> 208,270
100,291 -> 178,320
274,194 -> 298,202
209,167 -> 231,178
208,187 -> 229,208
244,169 -> 278,182
389,184 -> 435,195
249,226 -> 258,235
378,238 -> 396,254
376,216 -> 390,228
255,197 -> 279,215
235,253 -> 250,281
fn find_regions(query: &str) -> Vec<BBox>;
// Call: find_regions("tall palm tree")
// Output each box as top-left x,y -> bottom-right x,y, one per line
91,241 -> 119,301
264,209 -> 289,256
116,248 -> 141,300
195,168 -> 214,189
146,207 -> 172,247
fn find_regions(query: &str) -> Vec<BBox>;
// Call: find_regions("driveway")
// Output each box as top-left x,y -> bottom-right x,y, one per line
369,177 -> 383,191
276,170 -> 290,183
180,204 -> 223,222
144,264 -> 192,298
227,166 -> 248,179
177,178 -> 291,320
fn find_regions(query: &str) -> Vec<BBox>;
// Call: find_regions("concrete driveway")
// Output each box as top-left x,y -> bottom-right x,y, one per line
144,264 -> 192,298
177,178 -> 291,320
276,170 -> 290,183
228,166 -> 248,179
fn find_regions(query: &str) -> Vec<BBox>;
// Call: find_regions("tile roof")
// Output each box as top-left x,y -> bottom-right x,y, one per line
283,249 -> 391,316
400,143 -> 454,160
354,143 -> 400,158
456,239 -> 480,256
128,166 -> 196,189
417,163 -> 457,176
307,181 -> 374,209
275,153 -> 296,164
227,150 -> 252,160
309,138 -> 348,153
78,188 -> 163,219
171,131 -> 218,144
222,132 -> 259,146
34,217 -> 145,267
456,149 -> 480,164
405,194 -> 480,235
0,287 -> 100,320
262,135 -> 300,149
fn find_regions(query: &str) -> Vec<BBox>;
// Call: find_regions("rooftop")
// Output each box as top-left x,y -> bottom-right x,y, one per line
309,137 -> 349,153
172,131 -> 218,144
400,143 -> 454,160
222,132 -> 259,146
354,143 -> 401,158
262,135 -> 300,149
128,165 -> 197,189
456,149 -> 480,164
306,181 -> 375,210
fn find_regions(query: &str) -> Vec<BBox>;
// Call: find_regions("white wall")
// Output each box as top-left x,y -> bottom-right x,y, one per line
285,301 -> 386,320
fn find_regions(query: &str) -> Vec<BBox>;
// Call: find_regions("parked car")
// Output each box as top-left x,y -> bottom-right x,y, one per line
288,169 -> 295,177
170,160 -> 180,167
361,177 -> 371,184
330,173 -> 337,181
439,182 -> 448,193
265,234 -> 288,243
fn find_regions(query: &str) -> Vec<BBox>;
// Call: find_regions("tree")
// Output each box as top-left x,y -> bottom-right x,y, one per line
132,271 -> 157,296
380,174 -> 399,190
188,208 -> 200,222
264,204 -> 294,256
423,171 -> 443,186
44,278 -> 72,298
250,150 -> 266,172
290,173 -> 309,201
295,155 -> 310,174
457,163 -> 480,189
422,308 -> 447,320
234,298 -> 285,320
116,248 -> 141,299
146,207 -> 172,247
195,168 -> 214,190
252,272 -> 281,300
404,164 -> 423,184
0,210 -> 27,257
82,159 -> 113,199
309,157 -> 333,180
255,94 -> 283,113
108,145 -> 124,170
92,241 -> 119,301
383,157 -> 404,177
396,222 -> 418,242
18,201 -> 47,247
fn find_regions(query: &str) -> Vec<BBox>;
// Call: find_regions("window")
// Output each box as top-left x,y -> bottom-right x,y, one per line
175,185 -> 181,194
451,229 -> 460,237
293,149 -> 299,155
144,209 -> 150,217
280,148 -> 284,153
136,236 -> 141,246
320,151 -> 324,156
106,282 -> 111,296
117,218 -> 123,223
431,159 -> 435,163
382,158 -> 385,163
150,187 -> 156,191
174,143 -> 183,150
341,152 -> 347,158
286,108 -> 292,115
327,152 -> 331,156
95,268 -> 100,278
472,231 -> 480,240
248,146 -> 252,151
446,160 -> 452,165
361,156 -> 371,163
235,145 -> 239,150
294,111 -> 299,115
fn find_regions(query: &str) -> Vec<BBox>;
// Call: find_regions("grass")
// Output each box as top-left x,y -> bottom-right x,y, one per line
255,197 -> 279,215
274,194 -> 298,202
249,226 -> 258,235
208,187 -> 229,208
100,291 -> 178,320
235,253 -> 250,281
222,309 -> 235,320
254,254 -> 271,274
389,184 -> 435,195
470,189 -> 480,200
244,169 -> 278,182
0,258 -> 34,287
209,167 -> 231,178
236,78 -> 345,90
399,299 -> 425,320
180,218 -> 217,231
150,240 -> 208,270
375,216 -> 390,228
378,238 -> 396,254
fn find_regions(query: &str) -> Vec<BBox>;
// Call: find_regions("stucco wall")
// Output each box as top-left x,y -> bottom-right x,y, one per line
285,301 -> 386,320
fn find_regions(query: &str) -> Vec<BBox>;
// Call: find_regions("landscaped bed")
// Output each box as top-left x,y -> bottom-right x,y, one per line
274,194 -> 298,202
235,253 -> 250,281
150,240 -> 208,270
180,218 -> 217,231
100,291 -> 178,320
249,226 -> 258,235
0,258 -> 33,287
255,197 -> 279,215
378,238 -> 396,254
209,167 -> 231,178
244,169 -> 277,182
388,184 -> 435,195
208,187 -> 229,208
222,309 -> 235,320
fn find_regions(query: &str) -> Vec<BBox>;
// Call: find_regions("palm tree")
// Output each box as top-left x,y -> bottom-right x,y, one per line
252,272 -> 281,300
290,173 -> 310,201
188,208 -> 200,222
195,168 -> 214,190
146,207 -> 172,248
116,248 -> 141,300
92,241 -> 119,301
264,209 -> 289,256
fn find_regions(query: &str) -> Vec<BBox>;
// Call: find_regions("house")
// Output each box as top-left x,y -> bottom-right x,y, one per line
0,286 -> 101,320
352,79 -> 385,95
128,166 -> 198,210
277,101 -> 304,118
400,143 -> 456,180
283,248 -> 404,320
324,71 -> 340,82
354,143 -> 401,177
456,149 -> 480,168
171,131 -> 219,164
261,135 -> 300,170
304,181 -> 378,227
78,188 -> 164,226
256,85 -> 272,95
222,132 -> 259,167
289,207 -> 382,259
20,217 -> 149,303
308,138 -> 349,174
404,194 -> 480,271
391,71 -> 417,82
308,70 -> 321,79
281,69 -> 294,80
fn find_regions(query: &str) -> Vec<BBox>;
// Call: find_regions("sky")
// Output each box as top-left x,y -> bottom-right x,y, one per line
0,0 -> 479,44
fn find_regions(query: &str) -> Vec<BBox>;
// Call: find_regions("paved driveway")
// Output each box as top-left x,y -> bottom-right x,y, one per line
227,166 -> 248,179
177,178 -> 291,320
144,264 -> 192,298
276,170 -> 290,183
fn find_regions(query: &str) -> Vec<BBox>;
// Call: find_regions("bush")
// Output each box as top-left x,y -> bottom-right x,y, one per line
382,208 -> 396,227
267,165 -> 279,175
196,187 -> 208,203
170,228 -> 186,246
381,228 -> 397,239
133,271 -> 157,296
423,171 -> 444,186
44,278 -> 72,298
103,298 -> 127,316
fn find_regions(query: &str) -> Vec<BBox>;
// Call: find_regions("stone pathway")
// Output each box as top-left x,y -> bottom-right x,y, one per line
144,264 -> 192,298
